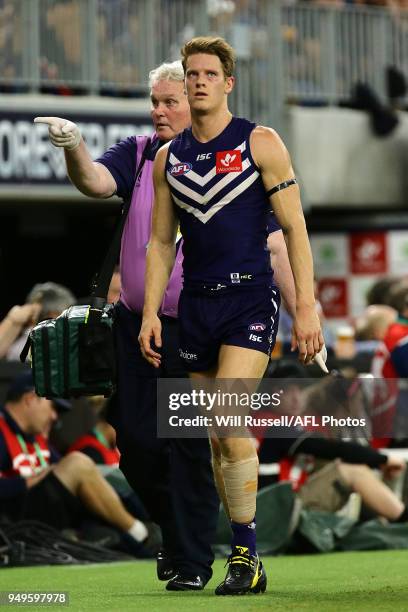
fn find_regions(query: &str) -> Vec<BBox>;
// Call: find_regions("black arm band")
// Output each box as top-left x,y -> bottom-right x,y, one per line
266,178 -> 297,198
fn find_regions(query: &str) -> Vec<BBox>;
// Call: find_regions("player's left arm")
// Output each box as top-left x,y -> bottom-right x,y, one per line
251,126 -> 324,363
139,144 -> 178,367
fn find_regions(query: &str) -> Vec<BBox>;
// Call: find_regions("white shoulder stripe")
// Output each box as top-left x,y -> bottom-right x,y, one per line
167,158 -> 253,206
172,170 -> 259,223
169,140 -> 247,186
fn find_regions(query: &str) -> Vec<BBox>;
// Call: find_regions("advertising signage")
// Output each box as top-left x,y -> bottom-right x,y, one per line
0,100 -> 151,198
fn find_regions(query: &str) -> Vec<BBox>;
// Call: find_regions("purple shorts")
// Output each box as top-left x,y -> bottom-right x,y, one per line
178,285 -> 280,372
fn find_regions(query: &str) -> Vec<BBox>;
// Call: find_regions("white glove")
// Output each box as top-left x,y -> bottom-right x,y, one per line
34,116 -> 82,151
314,344 -> 329,374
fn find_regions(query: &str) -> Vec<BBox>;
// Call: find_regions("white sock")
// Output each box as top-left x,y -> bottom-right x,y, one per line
128,520 -> 148,542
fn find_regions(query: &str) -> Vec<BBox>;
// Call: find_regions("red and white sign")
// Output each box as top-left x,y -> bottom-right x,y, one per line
350,232 -> 387,275
317,278 -> 348,318
310,229 -> 408,327
216,150 -> 242,174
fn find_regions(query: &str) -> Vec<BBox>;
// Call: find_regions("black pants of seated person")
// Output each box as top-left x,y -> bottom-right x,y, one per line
12,472 -> 148,557
20,472 -> 84,529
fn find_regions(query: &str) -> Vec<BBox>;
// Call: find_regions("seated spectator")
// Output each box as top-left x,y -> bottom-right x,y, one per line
265,358 -> 308,417
68,396 -> 120,467
387,278 -> 408,316
67,396 -> 150,523
259,426 -> 407,522
0,303 -> 41,360
258,365 -> 408,523
372,280 -> 408,446
366,275 -> 402,307
303,372 -> 370,440
67,395 -> 150,523
0,372 -> 161,556
354,304 -> 397,353
0,282 -> 76,361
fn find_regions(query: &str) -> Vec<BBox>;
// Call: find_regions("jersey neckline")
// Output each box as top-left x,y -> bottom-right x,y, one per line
189,115 -> 236,147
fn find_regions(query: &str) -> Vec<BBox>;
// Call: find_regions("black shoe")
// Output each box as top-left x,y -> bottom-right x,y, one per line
141,522 -> 163,557
157,548 -> 176,581
166,574 -> 204,591
215,546 -> 267,596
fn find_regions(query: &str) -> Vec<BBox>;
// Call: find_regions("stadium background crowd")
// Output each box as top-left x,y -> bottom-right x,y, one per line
1,0 -> 408,560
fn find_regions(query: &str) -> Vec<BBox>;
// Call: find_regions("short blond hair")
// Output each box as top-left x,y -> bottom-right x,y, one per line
181,36 -> 235,78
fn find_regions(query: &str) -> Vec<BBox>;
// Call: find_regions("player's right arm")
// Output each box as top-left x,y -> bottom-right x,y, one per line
34,117 -> 116,198
267,229 -> 296,318
139,144 -> 178,367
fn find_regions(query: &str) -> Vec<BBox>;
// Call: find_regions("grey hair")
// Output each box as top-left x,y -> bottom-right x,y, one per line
26,282 -> 76,316
148,61 -> 185,89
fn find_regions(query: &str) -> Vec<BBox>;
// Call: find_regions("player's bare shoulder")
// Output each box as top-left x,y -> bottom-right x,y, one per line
250,125 -> 291,173
153,141 -> 171,183
154,141 -> 171,168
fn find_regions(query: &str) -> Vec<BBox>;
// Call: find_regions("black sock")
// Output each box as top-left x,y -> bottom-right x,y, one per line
393,506 -> 408,523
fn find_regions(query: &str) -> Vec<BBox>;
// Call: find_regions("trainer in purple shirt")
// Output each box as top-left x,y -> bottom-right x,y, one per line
34,61 -> 221,593
94,132 -> 184,317
34,60 -> 296,592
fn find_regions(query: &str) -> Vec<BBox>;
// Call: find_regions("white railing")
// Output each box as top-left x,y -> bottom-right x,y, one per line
281,2 -> 403,103
1,1 -> 408,126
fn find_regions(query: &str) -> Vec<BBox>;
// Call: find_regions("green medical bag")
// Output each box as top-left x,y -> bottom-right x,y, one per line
24,303 -> 115,399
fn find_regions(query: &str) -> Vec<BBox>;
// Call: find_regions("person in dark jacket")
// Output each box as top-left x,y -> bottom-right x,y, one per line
0,372 -> 161,555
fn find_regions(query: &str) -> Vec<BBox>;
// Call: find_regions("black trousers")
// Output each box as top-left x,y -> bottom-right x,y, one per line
109,302 -> 219,582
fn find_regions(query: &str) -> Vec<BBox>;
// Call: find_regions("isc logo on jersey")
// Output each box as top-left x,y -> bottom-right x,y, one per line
196,153 -> 212,161
216,150 -> 242,174
170,162 -> 192,176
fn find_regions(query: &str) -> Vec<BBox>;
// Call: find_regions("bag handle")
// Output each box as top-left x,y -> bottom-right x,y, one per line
89,137 -> 152,307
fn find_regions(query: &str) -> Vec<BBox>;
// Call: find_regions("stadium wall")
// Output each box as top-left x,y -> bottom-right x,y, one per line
287,106 -> 408,209
0,95 -> 151,201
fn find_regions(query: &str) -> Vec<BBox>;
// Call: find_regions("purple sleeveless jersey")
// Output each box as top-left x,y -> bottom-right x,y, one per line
166,117 -> 277,288
96,133 -> 183,317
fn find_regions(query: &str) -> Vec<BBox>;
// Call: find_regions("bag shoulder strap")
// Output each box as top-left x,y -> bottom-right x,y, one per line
135,135 -> 150,176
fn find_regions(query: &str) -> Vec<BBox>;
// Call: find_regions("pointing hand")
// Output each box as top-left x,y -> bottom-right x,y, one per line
34,116 -> 82,151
